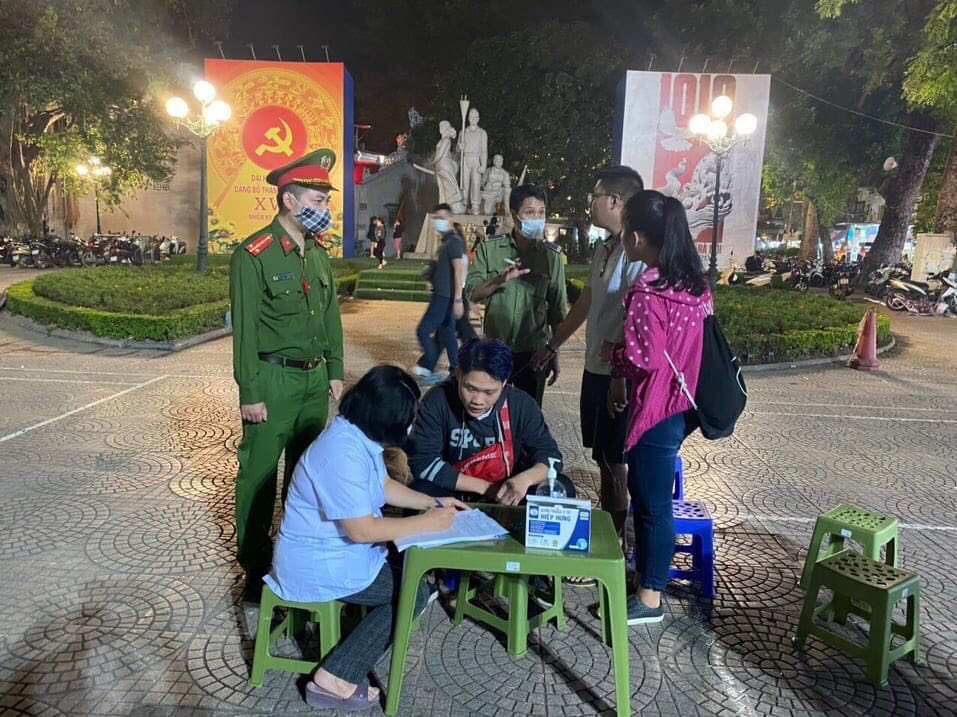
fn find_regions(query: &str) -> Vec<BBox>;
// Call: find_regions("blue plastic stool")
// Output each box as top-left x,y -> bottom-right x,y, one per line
668,500 -> 715,598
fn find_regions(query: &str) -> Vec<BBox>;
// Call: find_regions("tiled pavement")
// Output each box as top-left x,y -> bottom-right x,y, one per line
0,268 -> 955,716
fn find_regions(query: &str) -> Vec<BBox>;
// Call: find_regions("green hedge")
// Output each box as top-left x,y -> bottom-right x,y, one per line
8,256 -> 366,341
6,280 -> 229,342
714,286 -> 891,364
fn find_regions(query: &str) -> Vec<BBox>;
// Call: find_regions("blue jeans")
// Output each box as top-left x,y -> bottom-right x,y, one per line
416,294 -> 457,372
627,412 -> 690,591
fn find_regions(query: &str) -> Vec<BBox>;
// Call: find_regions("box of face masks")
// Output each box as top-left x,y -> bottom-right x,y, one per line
525,495 -> 592,552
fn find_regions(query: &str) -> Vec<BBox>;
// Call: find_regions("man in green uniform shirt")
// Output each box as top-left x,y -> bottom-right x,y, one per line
229,148 -> 345,601
466,184 -> 568,406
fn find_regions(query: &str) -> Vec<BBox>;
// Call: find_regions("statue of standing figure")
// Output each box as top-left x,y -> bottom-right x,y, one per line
481,154 -> 510,215
434,120 -> 466,214
457,107 -> 488,215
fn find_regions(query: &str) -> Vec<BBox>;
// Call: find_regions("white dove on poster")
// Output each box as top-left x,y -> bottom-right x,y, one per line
658,108 -> 693,152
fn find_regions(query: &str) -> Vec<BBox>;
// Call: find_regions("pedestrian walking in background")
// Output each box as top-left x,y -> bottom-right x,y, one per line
371,217 -> 388,268
412,204 -> 466,385
229,148 -> 345,603
600,190 -> 712,626
393,218 -> 404,260
532,166 -> 645,551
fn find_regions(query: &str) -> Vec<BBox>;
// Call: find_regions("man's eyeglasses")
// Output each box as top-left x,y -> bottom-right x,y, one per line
587,192 -> 619,204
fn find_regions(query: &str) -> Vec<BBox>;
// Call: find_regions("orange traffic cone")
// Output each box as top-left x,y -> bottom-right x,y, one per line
848,309 -> 880,370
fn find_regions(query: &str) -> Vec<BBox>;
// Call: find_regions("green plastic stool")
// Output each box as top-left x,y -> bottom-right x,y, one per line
249,584 -> 348,687
799,504 -> 899,591
452,571 -> 566,656
794,550 -> 921,687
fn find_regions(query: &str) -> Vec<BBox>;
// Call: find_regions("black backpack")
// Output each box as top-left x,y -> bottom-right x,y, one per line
665,315 -> 747,439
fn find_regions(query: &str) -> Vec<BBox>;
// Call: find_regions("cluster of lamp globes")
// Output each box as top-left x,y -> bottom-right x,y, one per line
165,80 -> 231,127
689,95 -> 758,143
74,156 -> 111,179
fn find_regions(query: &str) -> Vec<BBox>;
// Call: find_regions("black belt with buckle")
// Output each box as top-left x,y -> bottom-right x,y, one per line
258,352 -> 325,370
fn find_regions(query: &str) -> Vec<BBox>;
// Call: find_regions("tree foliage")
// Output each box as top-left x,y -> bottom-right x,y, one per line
0,0 -> 233,235
431,21 -> 624,219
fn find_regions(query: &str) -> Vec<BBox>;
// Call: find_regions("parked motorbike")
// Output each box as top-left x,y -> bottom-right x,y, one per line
0,235 -> 17,266
51,235 -> 82,267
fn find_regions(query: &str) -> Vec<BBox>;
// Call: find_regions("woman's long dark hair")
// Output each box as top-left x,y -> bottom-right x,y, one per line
623,190 -> 708,296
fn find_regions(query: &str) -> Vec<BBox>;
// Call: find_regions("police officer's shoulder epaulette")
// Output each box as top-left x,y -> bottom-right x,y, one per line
245,234 -> 273,257
488,233 -> 510,244
543,241 -> 562,253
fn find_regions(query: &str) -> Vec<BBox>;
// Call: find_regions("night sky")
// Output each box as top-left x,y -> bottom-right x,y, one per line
208,0 -> 658,152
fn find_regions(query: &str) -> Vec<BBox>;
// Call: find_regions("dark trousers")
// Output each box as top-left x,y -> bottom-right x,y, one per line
509,351 -> 547,407
626,412 -> 691,591
323,561 -> 429,684
409,473 -> 577,501
416,294 -> 458,372
456,297 -> 477,341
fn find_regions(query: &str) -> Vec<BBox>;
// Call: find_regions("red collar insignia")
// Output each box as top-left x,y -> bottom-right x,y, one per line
279,236 -> 294,254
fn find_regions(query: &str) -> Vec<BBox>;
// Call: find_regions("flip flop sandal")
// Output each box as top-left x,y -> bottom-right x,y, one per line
305,680 -> 377,711
563,575 -> 597,587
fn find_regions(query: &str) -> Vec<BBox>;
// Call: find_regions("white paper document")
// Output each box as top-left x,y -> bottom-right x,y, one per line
394,509 -> 509,552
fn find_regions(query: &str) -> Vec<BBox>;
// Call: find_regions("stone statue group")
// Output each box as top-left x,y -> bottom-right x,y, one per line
434,107 -> 510,216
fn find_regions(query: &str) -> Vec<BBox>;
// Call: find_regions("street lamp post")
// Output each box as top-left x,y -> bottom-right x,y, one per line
688,96 -> 758,285
165,80 -> 231,273
74,157 -> 112,235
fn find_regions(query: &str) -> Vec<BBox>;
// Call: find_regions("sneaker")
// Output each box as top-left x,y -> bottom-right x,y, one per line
626,595 -> 664,625
419,371 -> 446,386
410,365 -> 431,378
529,575 -> 554,608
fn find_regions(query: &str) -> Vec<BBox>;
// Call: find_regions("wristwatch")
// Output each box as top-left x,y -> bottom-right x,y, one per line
454,298 -> 463,303
544,341 -> 558,355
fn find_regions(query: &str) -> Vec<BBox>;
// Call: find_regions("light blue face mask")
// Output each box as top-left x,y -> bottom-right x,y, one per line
433,218 -> 450,233
520,218 -> 546,240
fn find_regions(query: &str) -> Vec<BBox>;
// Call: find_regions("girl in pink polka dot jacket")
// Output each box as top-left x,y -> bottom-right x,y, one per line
599,190 -> 712,626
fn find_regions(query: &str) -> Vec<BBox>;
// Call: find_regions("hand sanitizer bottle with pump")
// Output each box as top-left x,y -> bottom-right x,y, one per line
535,457 -> 566,498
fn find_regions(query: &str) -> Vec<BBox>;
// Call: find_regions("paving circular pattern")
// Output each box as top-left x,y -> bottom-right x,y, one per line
867,454 -> 956,490
201,378 -> 239,400
739,484 -> 818,521
701,448 -> 768,476
169,422 -> 237,452
422,614 -> 579,715
104,421 -> 178,452
883,492 -> 957,529
657,611 -> 918,715
86,504 -> 235,575
28,452 -> 182,496
539,620 -> 663,714
0,698 -> 67,717
161,400 -> 236,424
0,578 -> 204,695
169,452 -> 237,501
712,564 -> 804,610
185,631 -> 312,712
0,497 -> 110,560
92,394 -> 173,418
684,483 -> 746,530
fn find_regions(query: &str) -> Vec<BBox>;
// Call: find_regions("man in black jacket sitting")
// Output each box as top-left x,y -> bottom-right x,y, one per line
406,338 -> 576,505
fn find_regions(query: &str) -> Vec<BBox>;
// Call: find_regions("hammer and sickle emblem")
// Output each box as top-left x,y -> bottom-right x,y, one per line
255,118 -> 294,157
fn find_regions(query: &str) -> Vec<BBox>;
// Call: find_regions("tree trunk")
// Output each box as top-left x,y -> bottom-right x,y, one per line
799,199 -> 819,260
819,222 -> 834,263
934,132 -> 957,234
860,111 -> 942,281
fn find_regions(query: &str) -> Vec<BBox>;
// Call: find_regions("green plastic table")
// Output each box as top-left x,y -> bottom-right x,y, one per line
384,505 -> 630,717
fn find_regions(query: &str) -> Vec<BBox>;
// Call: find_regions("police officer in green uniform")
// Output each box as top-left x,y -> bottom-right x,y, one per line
466,184 -> 568,407
229,148 -> 345,600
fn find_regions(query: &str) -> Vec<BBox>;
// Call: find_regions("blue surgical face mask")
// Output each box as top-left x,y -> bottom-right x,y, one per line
293,199 -> 333,234
520,218 -> 546,240
433,218 -> 450,234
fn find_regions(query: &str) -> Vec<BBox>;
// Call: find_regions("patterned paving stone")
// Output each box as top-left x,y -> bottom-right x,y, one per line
0,578 -> 204,695
0,295 -> 954,716
0,497 -> 110,560
85,503 -> 235,575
